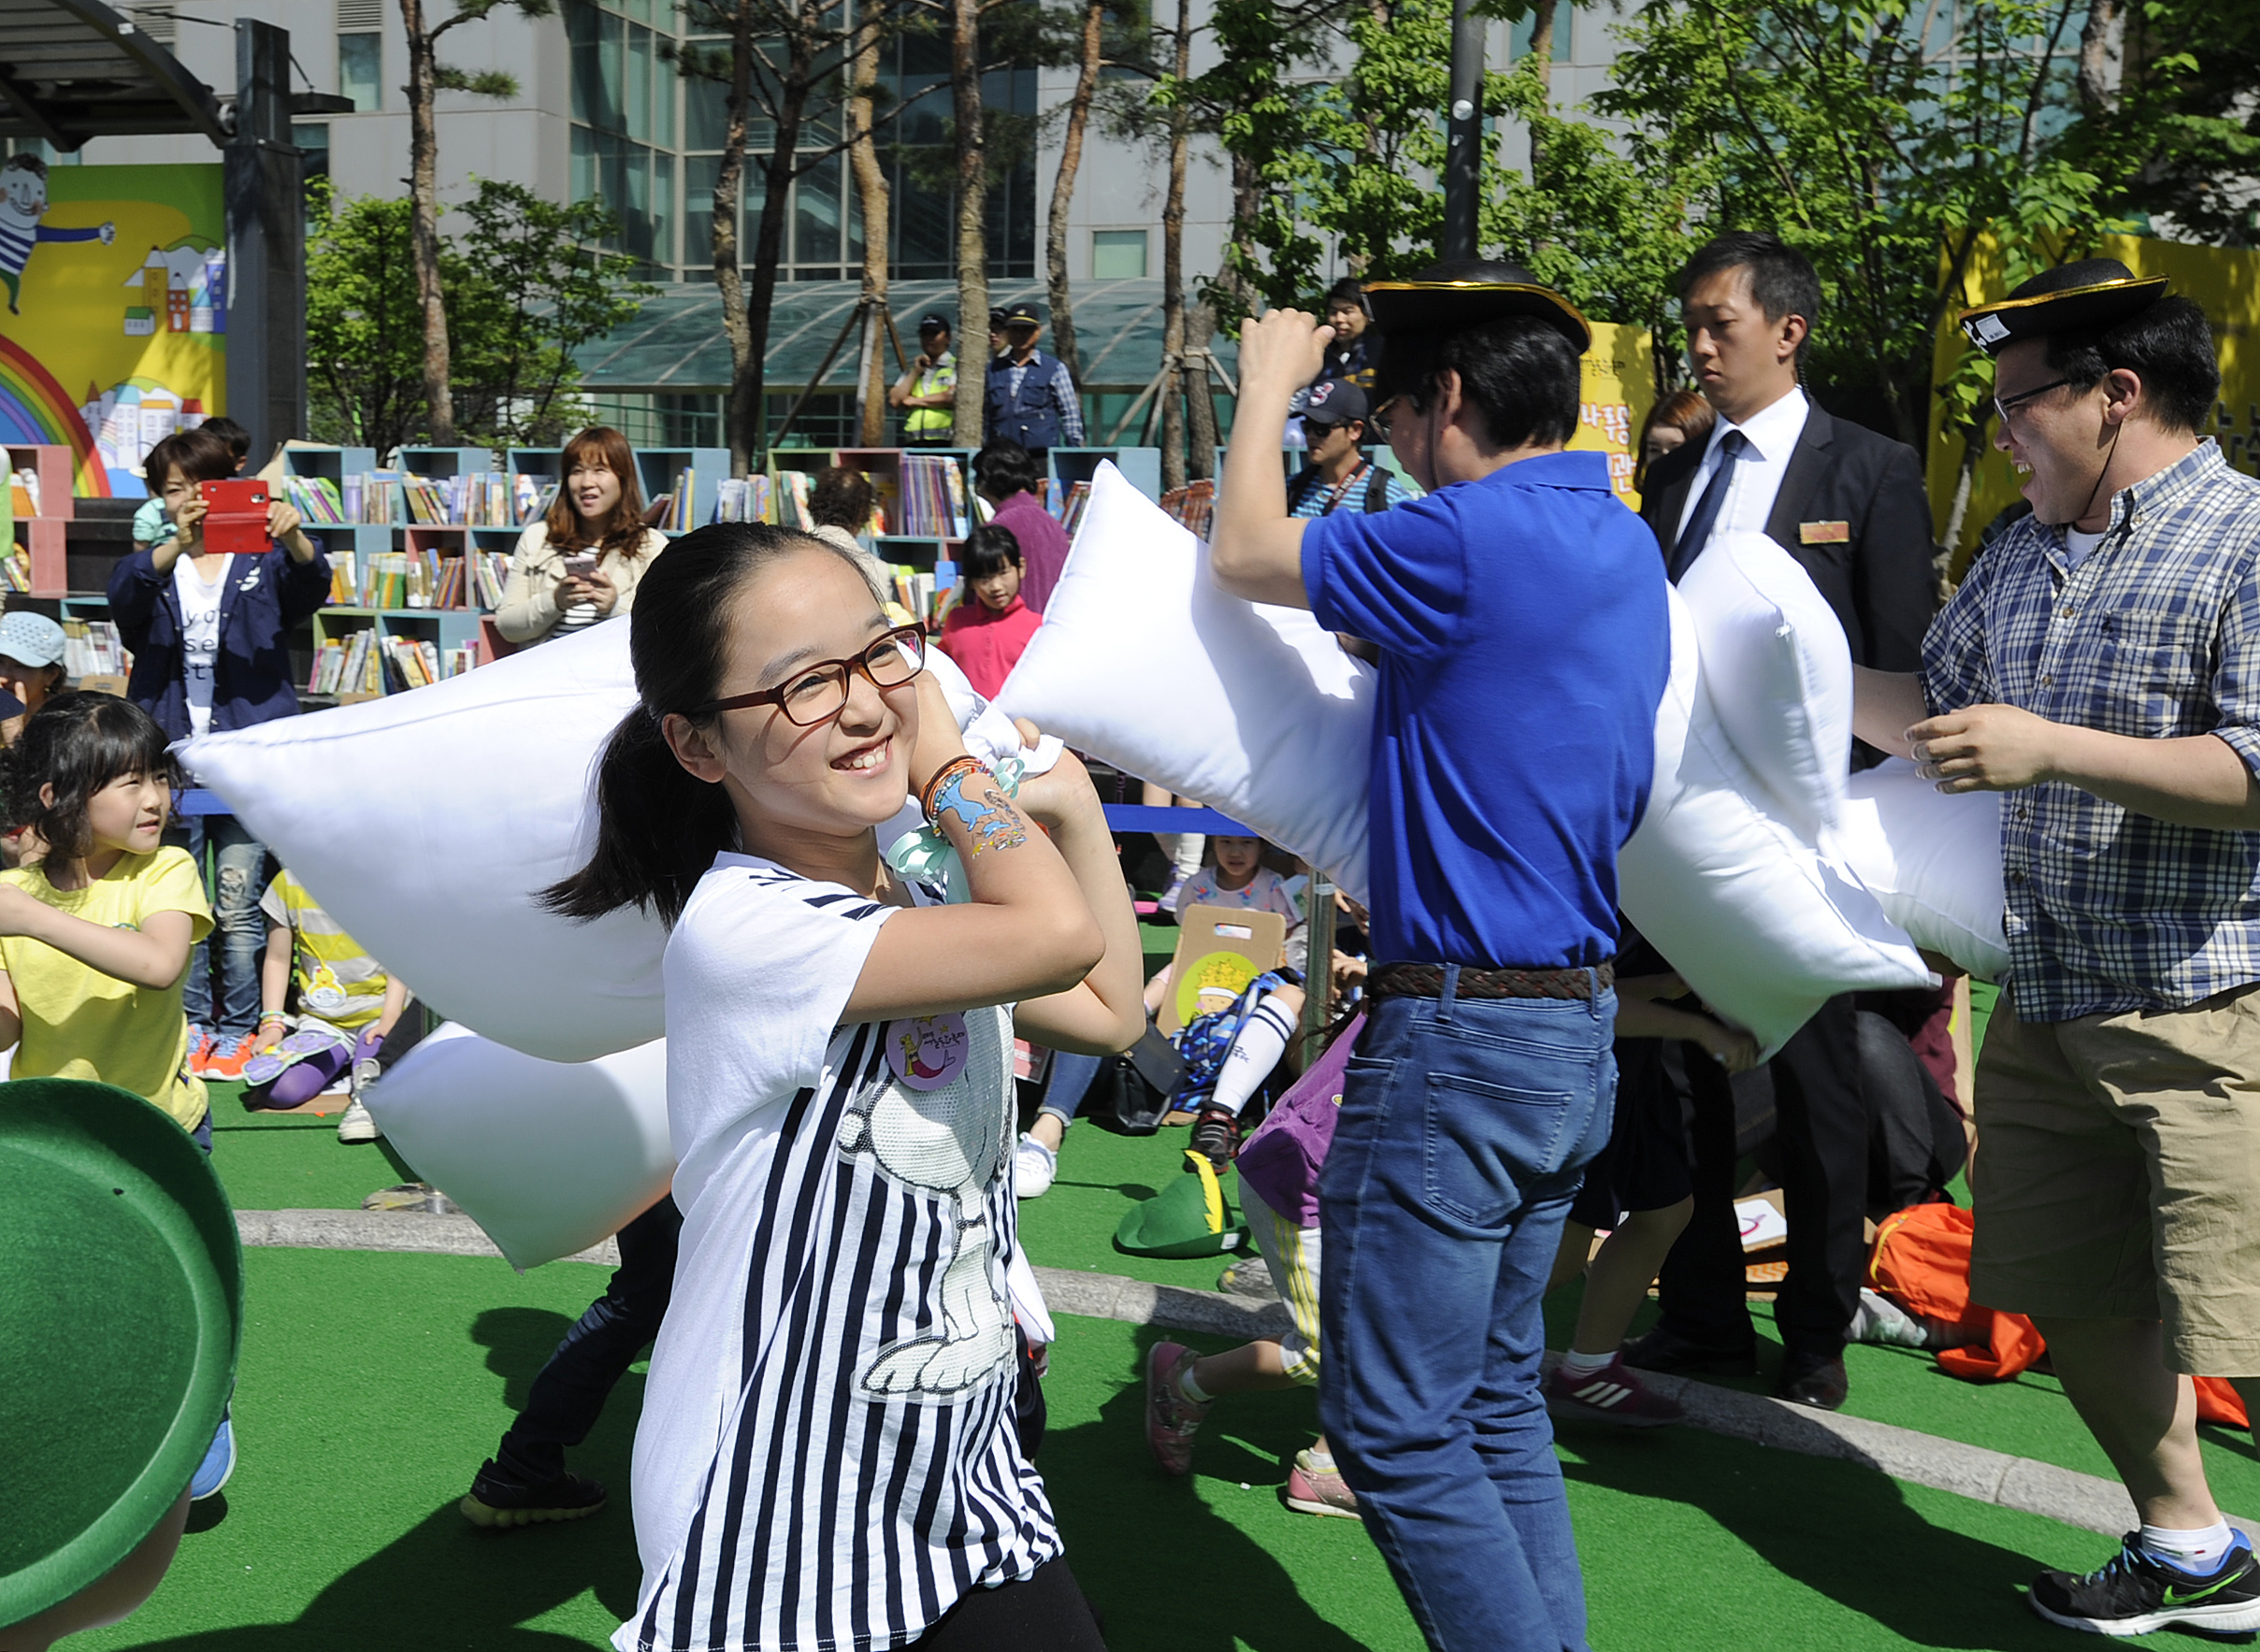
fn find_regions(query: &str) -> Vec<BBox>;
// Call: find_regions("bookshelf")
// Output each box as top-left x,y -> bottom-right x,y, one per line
5,443 -> 76,597
1046,447 -> 1161,508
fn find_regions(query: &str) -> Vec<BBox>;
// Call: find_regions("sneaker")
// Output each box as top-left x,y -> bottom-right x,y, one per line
189,1409 -> 235,1501
204,1031 -> 261,1082
362,1182 -> 448,1212
352,1056 -> 383,1099
2029,1531 -> 2260,1636
1189,1107 -> 1240,1173
185,1027 -> 216,1078
1850,1286 -> 1930,1348
1144,1341 -> 1210,1476
1544,1355 -> 1686,1428
1013,1133 -> 1058,1199
337,1098 -> 380,1143
458,1458 -> 607,1530
1283,1450 -> 1360,1519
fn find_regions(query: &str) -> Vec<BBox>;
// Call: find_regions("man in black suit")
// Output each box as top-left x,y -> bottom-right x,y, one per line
1623,231 -> 1939,1411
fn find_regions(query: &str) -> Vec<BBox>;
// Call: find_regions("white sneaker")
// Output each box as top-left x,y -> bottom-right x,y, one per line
1013,1133 -> 1058,1199
338,1098 -> 381,1143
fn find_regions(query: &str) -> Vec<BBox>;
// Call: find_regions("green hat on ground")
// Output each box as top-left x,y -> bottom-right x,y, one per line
0,1080 -> 243,1630
1114,1151 -> 1252,1259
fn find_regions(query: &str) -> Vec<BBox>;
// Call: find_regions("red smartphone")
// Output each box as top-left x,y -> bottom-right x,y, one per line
198,479 -> 271,556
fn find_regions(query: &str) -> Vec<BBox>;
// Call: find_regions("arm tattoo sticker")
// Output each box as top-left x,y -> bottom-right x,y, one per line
930,772 -> 1029,857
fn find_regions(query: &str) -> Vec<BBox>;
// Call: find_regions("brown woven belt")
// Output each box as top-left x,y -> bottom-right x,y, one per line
1366,960 -> 1614,1002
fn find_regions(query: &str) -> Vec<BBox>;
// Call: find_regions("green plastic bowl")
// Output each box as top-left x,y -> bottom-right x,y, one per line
0,1079 -> 242,1629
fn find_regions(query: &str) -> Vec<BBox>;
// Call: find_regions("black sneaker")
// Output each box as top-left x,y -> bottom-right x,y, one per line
2029,1531 -> 2260,1636
459,1458 -> 607,1530
1189,1107 -> 1239,1173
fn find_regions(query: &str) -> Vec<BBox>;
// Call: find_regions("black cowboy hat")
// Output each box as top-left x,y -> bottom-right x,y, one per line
1958,258 -> 2169,355
1362,258 -> 1591,354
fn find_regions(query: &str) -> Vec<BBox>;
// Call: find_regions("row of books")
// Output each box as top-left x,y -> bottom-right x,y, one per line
324,471 -> 553,528
309,628 -> 469,697
1,548 -> 30,593
1057,481 -> 1093,538
657,471 -> 699,533
62,617 -> 129,679
897,453 -> 972,538
434,551 -> 513,610
1160,480 -> 1215,538
328,546 -> 443,610
713,475 -> 773,523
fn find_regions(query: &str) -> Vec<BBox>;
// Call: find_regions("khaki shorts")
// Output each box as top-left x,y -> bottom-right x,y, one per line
1971,983 -> 2260,1375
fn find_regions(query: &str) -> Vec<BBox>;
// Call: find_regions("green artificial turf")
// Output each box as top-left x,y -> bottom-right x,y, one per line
70,1246 -> 2212,1652
205,1081 -> 421,1214
1015,1113 -> 1264,1291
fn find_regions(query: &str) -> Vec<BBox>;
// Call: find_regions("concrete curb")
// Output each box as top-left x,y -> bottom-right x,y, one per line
235,1209 -> 2249,1543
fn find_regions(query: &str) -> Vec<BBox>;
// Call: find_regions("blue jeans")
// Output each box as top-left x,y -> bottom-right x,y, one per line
166,813 -> 270,1041
1317,970 -> 1618,1652
496,1196 -> 682,1483
1038,1051 -> 1103,1125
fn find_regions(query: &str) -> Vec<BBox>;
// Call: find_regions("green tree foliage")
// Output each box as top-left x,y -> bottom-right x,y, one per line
306,179 -> 652,455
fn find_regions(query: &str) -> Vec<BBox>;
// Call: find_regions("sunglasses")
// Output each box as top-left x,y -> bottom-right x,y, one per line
691,625 -> 927,726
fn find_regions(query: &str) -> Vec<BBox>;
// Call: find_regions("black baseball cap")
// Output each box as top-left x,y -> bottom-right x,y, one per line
1301,379 -> 1371,426
988,308 -> 1011,329
917,312 -> 952,334
1004,304 -> 1043,329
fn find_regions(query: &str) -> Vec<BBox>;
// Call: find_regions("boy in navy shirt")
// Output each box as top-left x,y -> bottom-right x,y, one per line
1212,260 -> 1668,1652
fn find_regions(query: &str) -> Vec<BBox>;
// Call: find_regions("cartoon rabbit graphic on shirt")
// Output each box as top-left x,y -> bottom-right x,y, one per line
0,155 -> 115,316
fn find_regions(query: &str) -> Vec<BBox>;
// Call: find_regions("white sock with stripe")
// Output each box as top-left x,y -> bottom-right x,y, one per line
1557,1348 -> 1618,1382
1209,997 -> 1297,1118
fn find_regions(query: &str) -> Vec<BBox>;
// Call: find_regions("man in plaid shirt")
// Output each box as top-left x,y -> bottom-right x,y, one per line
1854,259 -> 2260,1639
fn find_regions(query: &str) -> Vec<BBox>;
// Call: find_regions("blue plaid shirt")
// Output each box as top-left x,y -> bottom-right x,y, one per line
1922,440 -> 2260,1020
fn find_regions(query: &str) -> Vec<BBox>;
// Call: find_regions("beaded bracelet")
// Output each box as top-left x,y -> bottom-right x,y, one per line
919,754 -> 987,825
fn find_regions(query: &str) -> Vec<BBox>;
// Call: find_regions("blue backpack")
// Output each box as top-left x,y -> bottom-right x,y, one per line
1167,970 -> 1288,1115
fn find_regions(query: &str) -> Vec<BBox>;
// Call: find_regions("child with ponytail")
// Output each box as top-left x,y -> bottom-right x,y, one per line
549,521 -> 1143,1652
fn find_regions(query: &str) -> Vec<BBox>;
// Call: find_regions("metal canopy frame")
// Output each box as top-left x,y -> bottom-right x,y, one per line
0,0 -> 226,150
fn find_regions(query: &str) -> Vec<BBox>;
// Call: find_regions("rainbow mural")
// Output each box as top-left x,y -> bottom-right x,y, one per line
0,335 -> 108,496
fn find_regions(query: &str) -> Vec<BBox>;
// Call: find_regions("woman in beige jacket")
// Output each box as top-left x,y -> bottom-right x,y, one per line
496,425 -> 668,646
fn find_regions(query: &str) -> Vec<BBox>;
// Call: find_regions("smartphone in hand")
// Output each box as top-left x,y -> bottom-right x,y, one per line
561,553 -> 598,579
199,479 -> 272,557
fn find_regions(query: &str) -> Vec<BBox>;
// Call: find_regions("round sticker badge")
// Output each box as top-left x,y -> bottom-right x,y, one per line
887,1013 -> 972,1092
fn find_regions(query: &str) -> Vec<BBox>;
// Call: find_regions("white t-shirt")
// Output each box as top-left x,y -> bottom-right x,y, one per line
2065,524 -> 2107,571
1173,865 -> 1303,925
620,852 -> 1059,1652
173,554 -> 231,738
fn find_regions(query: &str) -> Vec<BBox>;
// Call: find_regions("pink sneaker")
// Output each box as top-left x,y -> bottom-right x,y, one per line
1543,1353 -> 1686,1428
1283,1453 -> 1361,1519
1144,1342 -> 1209,1476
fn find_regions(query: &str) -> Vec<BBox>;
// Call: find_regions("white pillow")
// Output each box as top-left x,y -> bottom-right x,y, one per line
1619,587 -> 1934,1056
185,619 -> 1027,1063
363,1023 -> 671,1271
1836,759 -> 2008,980
1677,529 -> 1850,837
995,463 -> 1375,899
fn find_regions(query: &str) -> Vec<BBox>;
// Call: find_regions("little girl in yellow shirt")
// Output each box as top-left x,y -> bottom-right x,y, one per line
0,694 -> 213,1140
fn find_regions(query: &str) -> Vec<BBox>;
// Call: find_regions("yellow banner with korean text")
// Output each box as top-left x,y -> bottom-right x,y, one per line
1570,322 -> 1658,512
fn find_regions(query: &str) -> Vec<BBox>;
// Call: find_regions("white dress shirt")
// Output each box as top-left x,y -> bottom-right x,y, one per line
1675,384 -> 1812,543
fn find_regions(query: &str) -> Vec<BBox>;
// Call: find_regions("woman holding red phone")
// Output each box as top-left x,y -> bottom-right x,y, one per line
108,421 -> 332,1080
496,425 -> 668,648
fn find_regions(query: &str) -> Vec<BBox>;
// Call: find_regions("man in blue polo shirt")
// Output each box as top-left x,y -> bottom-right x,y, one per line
1211,260 -> 1668,1652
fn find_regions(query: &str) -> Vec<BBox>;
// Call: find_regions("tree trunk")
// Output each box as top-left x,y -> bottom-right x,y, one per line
739,17 -> 816,467
1159,0 -> 1191,491
949,0 -> 988,446
399,0 -> 456,443
1185,297 -> 1217,479
1939,409 -> 1993,583
1044,0 -> 1104,381
850,9 -> 894,447
2078,0 -> 2122,111
1524,0 -> 1556,183
715,0 -> 757,472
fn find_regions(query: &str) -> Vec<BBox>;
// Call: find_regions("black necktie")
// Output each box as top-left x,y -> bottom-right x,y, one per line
1667,428 -> 1749,583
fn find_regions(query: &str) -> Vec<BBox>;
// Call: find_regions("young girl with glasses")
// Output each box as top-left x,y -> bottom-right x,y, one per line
549,522 -> 1142,1652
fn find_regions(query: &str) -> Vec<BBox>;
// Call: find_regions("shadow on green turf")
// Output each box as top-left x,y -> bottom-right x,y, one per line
1039,1327 -> 1378,1652
1561,1426 -> 2158,1652
111,1305 -> 647,1651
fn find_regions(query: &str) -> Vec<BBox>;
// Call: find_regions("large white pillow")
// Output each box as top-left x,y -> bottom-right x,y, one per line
364,1023 -> 672,1271
1836,759 -> 2008,981
1619,587 -> 1934,1055
995,463 -> 1375,899
1677,529 -> 1851,837
185,618 -> 1024,1063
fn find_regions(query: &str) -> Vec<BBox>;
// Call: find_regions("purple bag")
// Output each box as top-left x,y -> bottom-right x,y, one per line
1236,1012 -> 1364,1228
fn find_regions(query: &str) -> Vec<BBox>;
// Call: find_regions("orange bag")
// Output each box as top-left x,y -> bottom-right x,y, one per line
1865,1202 -> 2248,1429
